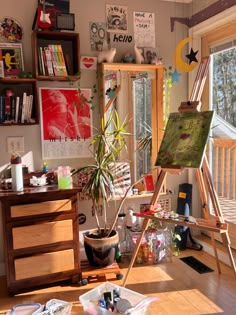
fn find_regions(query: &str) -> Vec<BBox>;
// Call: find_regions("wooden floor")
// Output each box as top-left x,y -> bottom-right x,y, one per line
0,247 -> 236,315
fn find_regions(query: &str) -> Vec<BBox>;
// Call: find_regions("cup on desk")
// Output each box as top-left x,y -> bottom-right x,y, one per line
57,166 -> 72,189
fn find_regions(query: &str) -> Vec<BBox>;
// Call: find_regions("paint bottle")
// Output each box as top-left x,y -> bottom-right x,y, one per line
11,153 -> 23,192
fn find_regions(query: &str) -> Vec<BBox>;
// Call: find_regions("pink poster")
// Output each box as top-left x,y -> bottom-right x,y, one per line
39,88 -> 93,159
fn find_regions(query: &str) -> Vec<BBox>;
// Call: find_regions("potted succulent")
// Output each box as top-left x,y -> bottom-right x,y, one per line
73,110 -> 139,267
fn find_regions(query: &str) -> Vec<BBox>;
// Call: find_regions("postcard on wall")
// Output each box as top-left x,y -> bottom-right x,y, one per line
106,4 -> 128,33
39,88 -> 93,159
0,42 -> 24,77
90,22 -> 110,51
155,111 -> 214,169
133,12 -> 155,48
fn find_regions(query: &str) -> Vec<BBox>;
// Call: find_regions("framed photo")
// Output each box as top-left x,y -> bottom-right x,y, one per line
143,48 -> 158,64
39,87 -> 93,159
0,42 -> 24,77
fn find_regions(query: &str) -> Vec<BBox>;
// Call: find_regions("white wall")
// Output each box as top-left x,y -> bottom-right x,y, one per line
0,0 -> 191,275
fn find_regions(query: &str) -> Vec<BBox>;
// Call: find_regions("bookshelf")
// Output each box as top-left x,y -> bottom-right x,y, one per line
32,31 -> 80,81
0,78 -> 38,125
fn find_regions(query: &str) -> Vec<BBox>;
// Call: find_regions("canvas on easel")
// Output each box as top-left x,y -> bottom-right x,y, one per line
155,111 -> 214,168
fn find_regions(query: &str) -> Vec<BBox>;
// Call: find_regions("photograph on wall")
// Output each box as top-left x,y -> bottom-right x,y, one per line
133,12 -> 155,48
155,111 -> 214,169
0,42 -> 24,77
90,22 -> 110,51
106,4 -> 128,33
39,87 -> 93,159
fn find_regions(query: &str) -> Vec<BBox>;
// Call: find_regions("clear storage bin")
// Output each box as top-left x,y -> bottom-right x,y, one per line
79,282 -> 157,315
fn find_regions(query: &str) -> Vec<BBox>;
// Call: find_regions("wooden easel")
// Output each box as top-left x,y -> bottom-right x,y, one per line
122,57 -> 236,286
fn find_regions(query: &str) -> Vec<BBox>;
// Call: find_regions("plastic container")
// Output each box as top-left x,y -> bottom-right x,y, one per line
79,282 -> 155,315
57,166 -> 72,189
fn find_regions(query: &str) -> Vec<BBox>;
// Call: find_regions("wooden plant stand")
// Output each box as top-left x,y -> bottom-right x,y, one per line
80,260 -> 123,285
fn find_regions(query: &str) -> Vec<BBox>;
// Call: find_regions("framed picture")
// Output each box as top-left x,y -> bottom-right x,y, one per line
106,4 -> 128,33
0,42 -> 24,77
143,48 -> 158,64
39,87 -> 93,159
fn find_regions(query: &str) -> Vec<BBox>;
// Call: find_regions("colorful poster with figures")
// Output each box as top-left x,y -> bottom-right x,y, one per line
155,111 -> 214,168
133,12 -> 155,48
0,43 -> 24,77
39,88 -> 93,159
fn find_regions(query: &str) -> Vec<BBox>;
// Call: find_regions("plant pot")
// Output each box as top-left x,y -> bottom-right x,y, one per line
84,229 -> 119,267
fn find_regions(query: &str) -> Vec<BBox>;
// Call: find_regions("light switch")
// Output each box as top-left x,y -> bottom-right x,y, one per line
7,137 -> 24,153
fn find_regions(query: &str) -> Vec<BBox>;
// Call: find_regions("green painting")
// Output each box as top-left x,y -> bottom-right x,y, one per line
155,111 -> 214,168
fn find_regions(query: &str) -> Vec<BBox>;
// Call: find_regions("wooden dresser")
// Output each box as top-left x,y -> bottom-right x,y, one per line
0,186 -> 81,295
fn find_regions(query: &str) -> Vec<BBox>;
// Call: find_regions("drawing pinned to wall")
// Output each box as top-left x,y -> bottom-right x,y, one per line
90,22 -> 110,51
106,4 -> 128,33
155,111 -> 214,169
39,88 -> 93,159
133,12 -> 155,48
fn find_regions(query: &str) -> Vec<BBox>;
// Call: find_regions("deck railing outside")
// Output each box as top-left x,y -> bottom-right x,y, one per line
212,138 -> 236,200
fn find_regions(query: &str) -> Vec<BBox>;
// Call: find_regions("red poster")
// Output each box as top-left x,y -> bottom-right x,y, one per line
39,88 -> 93,159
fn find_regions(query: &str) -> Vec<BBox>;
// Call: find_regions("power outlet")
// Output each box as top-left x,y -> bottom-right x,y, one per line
7,137 -> 24,153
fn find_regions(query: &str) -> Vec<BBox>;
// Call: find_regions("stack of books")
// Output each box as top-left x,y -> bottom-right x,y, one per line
38,44 -> 68,77
0,92 -> 34,124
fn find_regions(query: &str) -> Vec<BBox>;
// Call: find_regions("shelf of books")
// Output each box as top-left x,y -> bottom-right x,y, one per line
0,78 -> 38,125
32,31 -> 80,81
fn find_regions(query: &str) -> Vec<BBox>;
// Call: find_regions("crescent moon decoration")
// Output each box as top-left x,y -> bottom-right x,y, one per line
174,37 -> 198,73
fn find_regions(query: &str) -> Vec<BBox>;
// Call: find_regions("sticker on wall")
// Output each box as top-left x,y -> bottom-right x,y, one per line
174,37 -> 198,73
78,213 -> 86,225
80,56 -> 97,70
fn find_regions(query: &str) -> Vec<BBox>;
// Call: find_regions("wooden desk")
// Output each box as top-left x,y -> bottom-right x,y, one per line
0,186 -> 81,295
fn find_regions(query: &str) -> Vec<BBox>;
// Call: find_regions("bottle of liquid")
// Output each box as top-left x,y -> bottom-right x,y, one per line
11,153 -> 23,192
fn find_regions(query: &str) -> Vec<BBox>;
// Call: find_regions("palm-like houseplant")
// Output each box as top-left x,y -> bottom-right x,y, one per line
73,110 -> 138,266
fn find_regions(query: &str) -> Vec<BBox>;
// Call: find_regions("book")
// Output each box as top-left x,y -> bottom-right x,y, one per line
15,96 -> 20,123
21,92 -> 27,123
56,44 -> 68,76
0,96 -> 4,123
48,45 -> 59,76
44,47 -> 54,76
4,96 -> 11,121
11,97 -> 16,122
27,94 -> 34,121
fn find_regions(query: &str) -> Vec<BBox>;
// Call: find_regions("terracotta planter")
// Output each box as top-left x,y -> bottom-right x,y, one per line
84,229 -> 119,267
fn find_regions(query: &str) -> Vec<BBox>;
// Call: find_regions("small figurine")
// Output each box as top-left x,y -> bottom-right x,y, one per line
134,44 -> 144,64
121,52 -> 134,63
97,48 -> 116,63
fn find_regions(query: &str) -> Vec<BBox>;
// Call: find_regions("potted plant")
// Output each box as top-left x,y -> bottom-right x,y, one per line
73,110 -> 139,267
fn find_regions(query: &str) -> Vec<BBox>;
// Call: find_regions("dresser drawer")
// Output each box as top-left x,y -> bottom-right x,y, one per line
14,249 -> 75,280
12,219 -> 73,249
10,199 -> 72,218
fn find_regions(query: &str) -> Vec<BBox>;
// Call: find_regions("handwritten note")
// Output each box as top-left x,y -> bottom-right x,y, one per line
133,12 -> 155,48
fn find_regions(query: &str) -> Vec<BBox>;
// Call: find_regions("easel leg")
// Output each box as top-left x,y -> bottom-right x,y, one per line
221,232 -> 236,278
122,217 -> 150,287
202,157 -> 236,277
196,168 -> 222,274
122,170 -> 167,287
